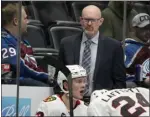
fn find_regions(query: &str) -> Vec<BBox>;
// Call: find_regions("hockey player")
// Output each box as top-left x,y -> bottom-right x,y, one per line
124,13 -> 150,87
36,65 -> 88,116
87,87 -> 150,116
1,2 -> 49,86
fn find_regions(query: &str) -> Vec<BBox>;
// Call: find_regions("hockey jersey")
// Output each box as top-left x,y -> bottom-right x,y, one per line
1,28 -> 48,81
36,94 -> 87,116
124,38 -> 150,81
88,87 -> 150,116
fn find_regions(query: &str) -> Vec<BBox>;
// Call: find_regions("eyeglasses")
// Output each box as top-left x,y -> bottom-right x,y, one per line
82,18 -> 101,23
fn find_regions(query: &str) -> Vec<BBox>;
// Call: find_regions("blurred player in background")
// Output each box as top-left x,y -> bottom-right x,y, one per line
124,13 -> 150,88
87,87 -> 149,116
1,2 -> 50,86
36,65 -> 87,116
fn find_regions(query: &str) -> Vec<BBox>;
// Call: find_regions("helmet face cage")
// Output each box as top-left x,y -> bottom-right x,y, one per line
57,65 -> 87,93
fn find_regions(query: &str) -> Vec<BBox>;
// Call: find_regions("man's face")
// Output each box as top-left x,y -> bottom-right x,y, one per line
80,8 -> 103,38
72,77 -> 86,100
21,8 -> 28,33
136,25 -> 150,44
14,8 -> 28,34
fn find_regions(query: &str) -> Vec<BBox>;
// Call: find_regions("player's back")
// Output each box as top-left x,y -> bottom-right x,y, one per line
88,87 -> 150,116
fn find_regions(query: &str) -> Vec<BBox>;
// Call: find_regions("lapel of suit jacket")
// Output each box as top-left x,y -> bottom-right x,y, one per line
73,33 -> 82,64
93,34 -> 105,81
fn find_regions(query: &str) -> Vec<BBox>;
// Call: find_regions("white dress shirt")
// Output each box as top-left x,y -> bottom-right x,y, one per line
79,31 -> 99,95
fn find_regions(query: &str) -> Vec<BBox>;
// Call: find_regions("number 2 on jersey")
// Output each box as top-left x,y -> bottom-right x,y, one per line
2,47 -> 16,59
112,93 -> 149,117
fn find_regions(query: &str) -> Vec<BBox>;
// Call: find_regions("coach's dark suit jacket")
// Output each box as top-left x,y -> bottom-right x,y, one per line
59,32 -> 126,90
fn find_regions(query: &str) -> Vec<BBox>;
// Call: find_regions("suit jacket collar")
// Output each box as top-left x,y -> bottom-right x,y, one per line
73,33 -> 82,64
81,32 -> 99,45
93,34 -> 105,80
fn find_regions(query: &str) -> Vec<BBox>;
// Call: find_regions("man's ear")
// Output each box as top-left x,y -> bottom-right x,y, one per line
63,81 -> 68,91
13,17 -> 18,26
80,17 -> 83,25
99,17 -> 104,26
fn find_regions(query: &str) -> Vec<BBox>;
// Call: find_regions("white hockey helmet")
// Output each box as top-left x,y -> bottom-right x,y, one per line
57,65 -> 87,93
90,89 -> 108,102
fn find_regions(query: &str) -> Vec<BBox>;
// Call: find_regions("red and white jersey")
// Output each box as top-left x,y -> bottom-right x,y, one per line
88,87 -> 149,116
36,94 -> 87,116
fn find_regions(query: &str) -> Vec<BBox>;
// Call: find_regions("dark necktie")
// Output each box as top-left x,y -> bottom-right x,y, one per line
82,39 -> 92,95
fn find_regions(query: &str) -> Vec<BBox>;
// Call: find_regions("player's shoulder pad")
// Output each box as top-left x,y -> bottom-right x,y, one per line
137,87 -> 149,92
91,89 -> 108,102
43,96 -> 56,102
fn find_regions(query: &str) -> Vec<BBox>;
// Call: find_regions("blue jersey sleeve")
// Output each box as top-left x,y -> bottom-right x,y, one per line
1,42 -> 48,82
